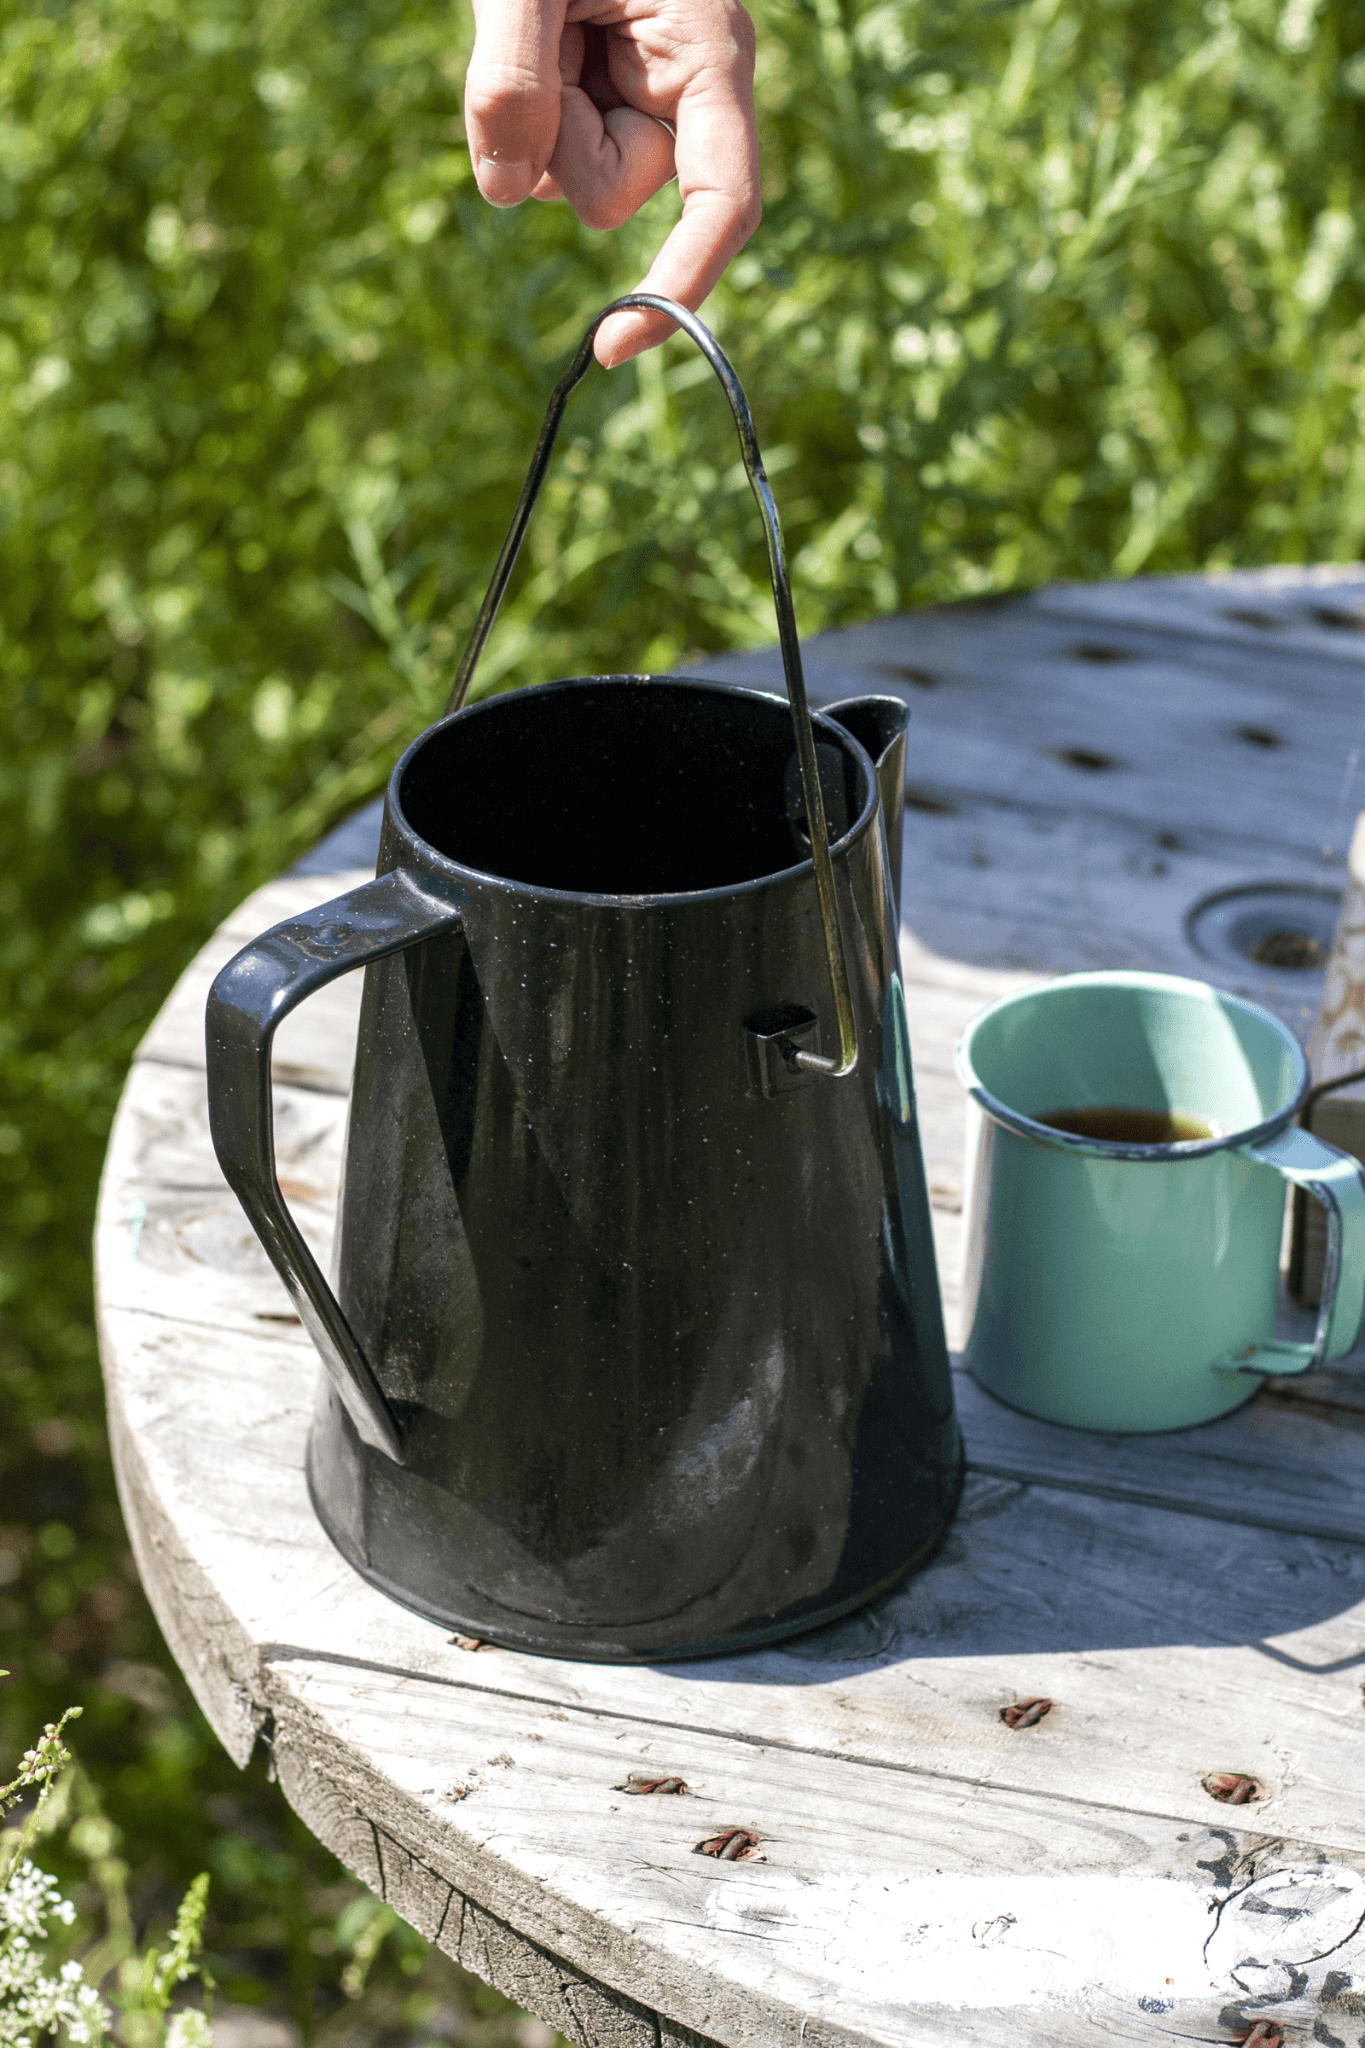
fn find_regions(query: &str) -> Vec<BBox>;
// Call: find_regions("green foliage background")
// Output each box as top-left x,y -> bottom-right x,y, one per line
2,0 -> 1364,2030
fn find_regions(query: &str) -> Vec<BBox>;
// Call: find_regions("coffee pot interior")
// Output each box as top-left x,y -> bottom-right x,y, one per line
397,673 -> 866,898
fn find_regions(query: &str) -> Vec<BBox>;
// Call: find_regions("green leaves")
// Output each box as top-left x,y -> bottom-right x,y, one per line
0,1706 -> 81,1882
1,1709 -> 212,2048
118,1871 -> 212,2043
737,0 -> 1365,591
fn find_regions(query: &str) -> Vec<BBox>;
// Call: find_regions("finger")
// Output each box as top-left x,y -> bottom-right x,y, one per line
464,0 -> 569,208
578,19 -> 626,111
549,94 -> 677,231
530,13 -> 581,194
593,10 -> 760,366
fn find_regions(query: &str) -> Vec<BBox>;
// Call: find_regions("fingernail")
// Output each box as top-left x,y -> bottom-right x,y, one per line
595,312 -> 640,370
476,158 -> 533,207
596,329 -> 627,369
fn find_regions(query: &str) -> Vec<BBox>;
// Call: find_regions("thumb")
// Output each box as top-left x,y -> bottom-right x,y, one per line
464,0 -> 567,207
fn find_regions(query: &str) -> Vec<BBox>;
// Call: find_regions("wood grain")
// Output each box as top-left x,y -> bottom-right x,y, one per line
707,600 -> 1365,857
1031,561 -> 1365,666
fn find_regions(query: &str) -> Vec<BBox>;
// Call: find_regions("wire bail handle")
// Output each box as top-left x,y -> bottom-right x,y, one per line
447,293 -> 857,1080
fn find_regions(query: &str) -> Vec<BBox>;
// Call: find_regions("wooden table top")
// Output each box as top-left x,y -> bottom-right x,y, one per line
96,565 -> 1365,2048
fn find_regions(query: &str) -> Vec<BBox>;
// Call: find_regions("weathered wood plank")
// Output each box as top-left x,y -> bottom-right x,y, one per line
98,1060 -> 344,1341
100,1248 -> 1365,2043
896,791 -> 1335,1039
953,1365 -> 1365,1545
705,603 -> 1365,864
1031,561 -> 1365,666
288,801 -> 383,880
267,1652 -> 1365,2048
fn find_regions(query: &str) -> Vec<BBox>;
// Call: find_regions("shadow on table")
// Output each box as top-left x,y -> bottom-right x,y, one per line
658,1493 -> 1365,1685
662,1370 -> 1365,1684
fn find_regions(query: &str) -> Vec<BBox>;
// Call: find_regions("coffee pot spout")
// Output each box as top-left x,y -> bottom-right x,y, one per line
823,697 -> 909,916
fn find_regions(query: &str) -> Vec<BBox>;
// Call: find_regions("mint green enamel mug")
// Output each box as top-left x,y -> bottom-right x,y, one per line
955,971 -> 1365,1433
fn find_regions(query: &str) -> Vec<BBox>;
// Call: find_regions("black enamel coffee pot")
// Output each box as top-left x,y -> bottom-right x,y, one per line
206,296 -> 964,1660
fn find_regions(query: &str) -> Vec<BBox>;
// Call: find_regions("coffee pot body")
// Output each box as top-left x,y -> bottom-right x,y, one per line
206,298 -> 963,1659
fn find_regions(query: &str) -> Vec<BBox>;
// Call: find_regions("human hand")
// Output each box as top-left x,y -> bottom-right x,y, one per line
464,0 -> 761,367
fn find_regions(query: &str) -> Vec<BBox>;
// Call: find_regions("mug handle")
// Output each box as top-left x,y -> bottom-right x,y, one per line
205,867 -> 463,1462
1226,1123 -> 1365,1379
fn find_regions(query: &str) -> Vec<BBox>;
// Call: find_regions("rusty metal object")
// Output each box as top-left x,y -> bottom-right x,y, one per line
1204,1772 -> 1263,1805
696,1829 -> 761,1861
1001,1698 -> 1053,1729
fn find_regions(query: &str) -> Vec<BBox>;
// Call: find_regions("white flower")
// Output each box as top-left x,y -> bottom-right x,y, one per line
0,1863 -> 69,1942
0,1860 -> 111,2047
166,2009 -> 213,2048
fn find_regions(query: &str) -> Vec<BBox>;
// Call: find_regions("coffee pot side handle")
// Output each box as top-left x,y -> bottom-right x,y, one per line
204,867 -> 463,1463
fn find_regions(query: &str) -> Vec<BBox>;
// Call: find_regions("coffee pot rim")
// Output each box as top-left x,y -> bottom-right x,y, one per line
382,670 -> 884,911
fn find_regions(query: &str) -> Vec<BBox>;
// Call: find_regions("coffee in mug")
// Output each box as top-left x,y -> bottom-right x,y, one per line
1035,1106 -> 1223,1144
